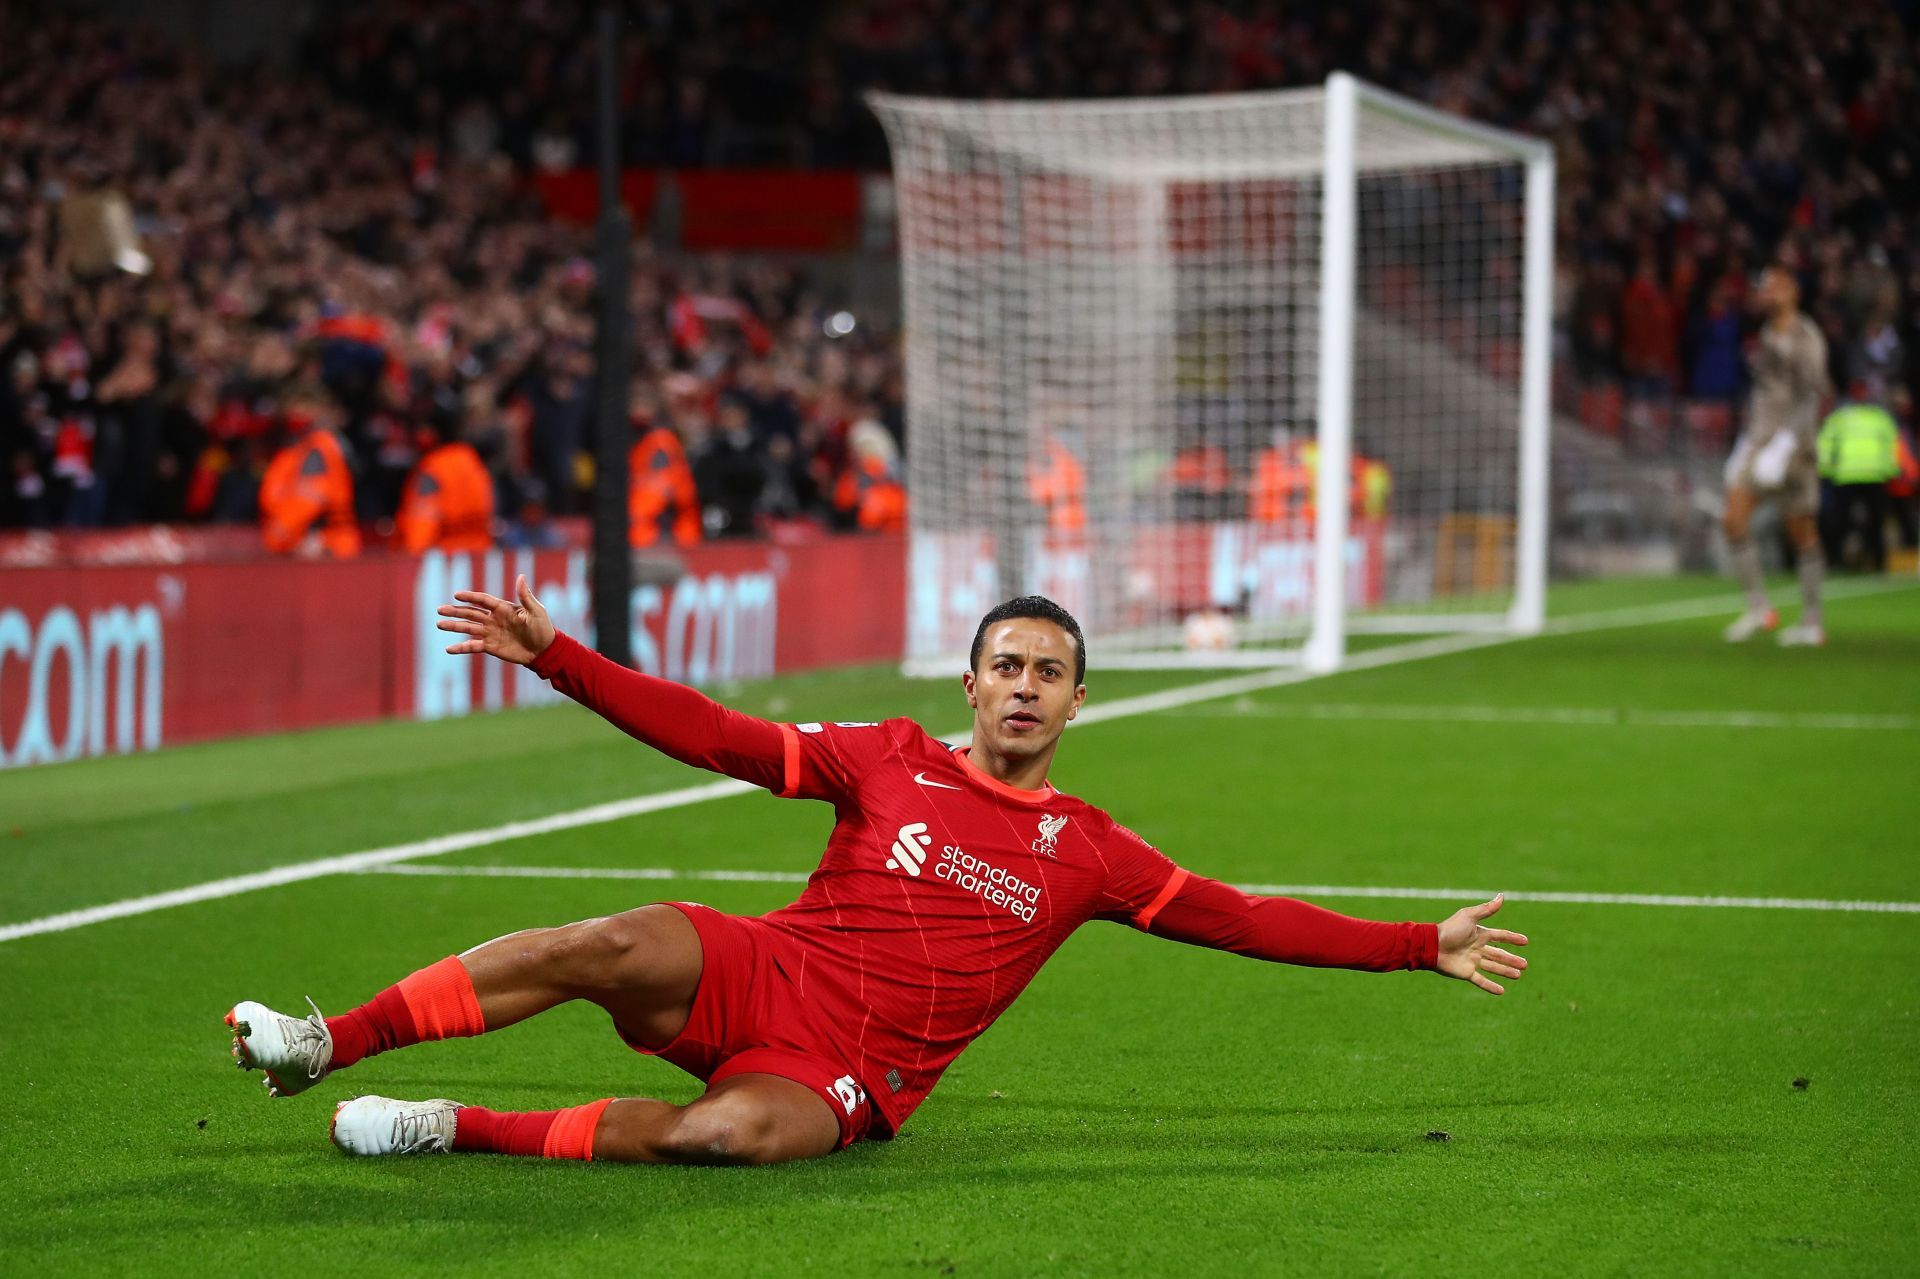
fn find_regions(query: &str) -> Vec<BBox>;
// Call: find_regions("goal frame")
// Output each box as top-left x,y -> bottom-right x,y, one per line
871,73 -> 1556,676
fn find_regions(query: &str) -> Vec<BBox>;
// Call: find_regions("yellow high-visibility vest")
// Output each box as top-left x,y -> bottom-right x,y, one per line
1818,404 -> 1899,484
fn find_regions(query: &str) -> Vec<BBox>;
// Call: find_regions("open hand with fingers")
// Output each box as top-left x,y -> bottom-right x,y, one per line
436,573 -> 556,666
1434,894 -> 1530,994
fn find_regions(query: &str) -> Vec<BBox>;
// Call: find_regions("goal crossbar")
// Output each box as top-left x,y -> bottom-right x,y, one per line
867,80 -> 1551,182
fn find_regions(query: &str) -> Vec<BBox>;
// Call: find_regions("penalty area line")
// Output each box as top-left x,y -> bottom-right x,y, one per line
363,863 -> 1920,914
0,779 -> 755,944
4,579 -> 1915,946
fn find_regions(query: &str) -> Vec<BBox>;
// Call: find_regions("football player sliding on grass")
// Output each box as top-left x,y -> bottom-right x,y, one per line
227,577 -> 1529,1164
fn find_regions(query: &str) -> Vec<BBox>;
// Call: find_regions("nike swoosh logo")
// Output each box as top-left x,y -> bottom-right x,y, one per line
913,772 -> 962,790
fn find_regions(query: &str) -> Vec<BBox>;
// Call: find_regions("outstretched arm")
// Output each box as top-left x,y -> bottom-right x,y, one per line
436,574 -> 787,790
1139,873 -> 1529,993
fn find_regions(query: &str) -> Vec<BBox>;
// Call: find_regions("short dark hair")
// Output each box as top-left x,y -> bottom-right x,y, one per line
970,596 -> 1086,684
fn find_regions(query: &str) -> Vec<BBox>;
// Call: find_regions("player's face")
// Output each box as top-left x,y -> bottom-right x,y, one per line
963,620 -> 1087,762
1759,268 -> 1796,314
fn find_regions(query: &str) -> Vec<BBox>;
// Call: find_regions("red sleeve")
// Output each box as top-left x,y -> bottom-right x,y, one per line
781,717 -> 912,804
529,631 -> 787,791
1091,819 -> 1188,923
1089,818 -> 1434,971
1145,874 -> 1439,972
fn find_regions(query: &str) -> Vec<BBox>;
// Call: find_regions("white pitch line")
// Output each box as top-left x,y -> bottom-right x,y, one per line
0,779 -> 755,944
4,580 -> 1916,945
1184,702 -> 1920,732
364,863 -> 1920,914
1075,576 -> 1919,729
1230,883 -> 1920,914
375,863 -> 812,884
1067,626 -> 1510,727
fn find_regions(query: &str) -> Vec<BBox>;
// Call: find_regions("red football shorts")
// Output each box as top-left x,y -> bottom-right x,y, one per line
623,902 -> 874,1150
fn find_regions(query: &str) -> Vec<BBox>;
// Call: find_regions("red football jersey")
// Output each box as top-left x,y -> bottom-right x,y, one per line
529,632 -> 1438,1138
758,718 -> 1183,1134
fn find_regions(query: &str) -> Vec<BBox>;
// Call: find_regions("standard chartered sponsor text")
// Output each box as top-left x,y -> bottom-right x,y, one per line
935,846 -> 1042,922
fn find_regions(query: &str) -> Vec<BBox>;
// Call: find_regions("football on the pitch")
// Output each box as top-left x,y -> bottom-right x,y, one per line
1182,610 -> 1237,652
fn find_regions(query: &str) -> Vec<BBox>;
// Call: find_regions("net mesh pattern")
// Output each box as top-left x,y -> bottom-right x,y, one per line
872,85 -> 1536,664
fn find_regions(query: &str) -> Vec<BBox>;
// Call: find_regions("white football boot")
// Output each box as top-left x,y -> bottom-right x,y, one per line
331,1096 -> 461,1156
1722,607 -> 1778,642
227,997 -> 333,1097
1777,623 -> 1825,647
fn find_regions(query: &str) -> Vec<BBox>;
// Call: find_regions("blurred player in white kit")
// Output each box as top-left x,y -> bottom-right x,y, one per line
1722,263 -> 1832,646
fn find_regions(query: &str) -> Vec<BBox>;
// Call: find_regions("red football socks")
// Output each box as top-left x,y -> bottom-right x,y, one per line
322,956 -> 610,1160
325,955 -> 487,1069
452,1100 -> 613,1160
324,984 -> 412,1069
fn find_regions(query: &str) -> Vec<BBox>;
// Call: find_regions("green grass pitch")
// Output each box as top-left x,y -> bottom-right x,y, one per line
3,576 -> 1916,1275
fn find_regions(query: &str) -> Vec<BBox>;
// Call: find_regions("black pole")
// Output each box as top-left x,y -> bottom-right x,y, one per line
590,3 -> 634,665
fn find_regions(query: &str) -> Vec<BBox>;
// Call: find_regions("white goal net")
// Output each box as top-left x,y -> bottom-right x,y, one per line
870,74 -> 1553,672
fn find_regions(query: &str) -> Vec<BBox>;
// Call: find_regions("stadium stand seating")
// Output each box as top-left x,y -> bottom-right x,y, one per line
3,0 -> 1915,534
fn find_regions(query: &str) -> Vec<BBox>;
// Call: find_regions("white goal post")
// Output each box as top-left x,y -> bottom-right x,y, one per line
870,74 -> 1554,674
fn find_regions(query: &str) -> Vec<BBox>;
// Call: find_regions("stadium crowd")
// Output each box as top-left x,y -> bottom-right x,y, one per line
310,0 -> 1920,412
0,8 -> 903,546
3,0 -> 1917,546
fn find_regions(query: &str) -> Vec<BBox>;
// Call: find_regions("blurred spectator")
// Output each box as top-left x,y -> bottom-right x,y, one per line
1571,264 -> 1623,386
1167,441 -> 1235,521
95,320 -> 165,524
1890,425 -> 1920,552
833,419 -> 906,534
1027,433 -> 1088,535
1687,280 -> 1748,405
1817,388 -> 1902,571
1619,256 -> 1677,399
628,403 -> 701,550
694,396 -> 770,537
500,477 -> 567,550
1846,281 -> 1908,408
1250,432 -> 1313,527
524,344 -> 595,518
259,396 -> 361,558
395,413 -> 496,553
